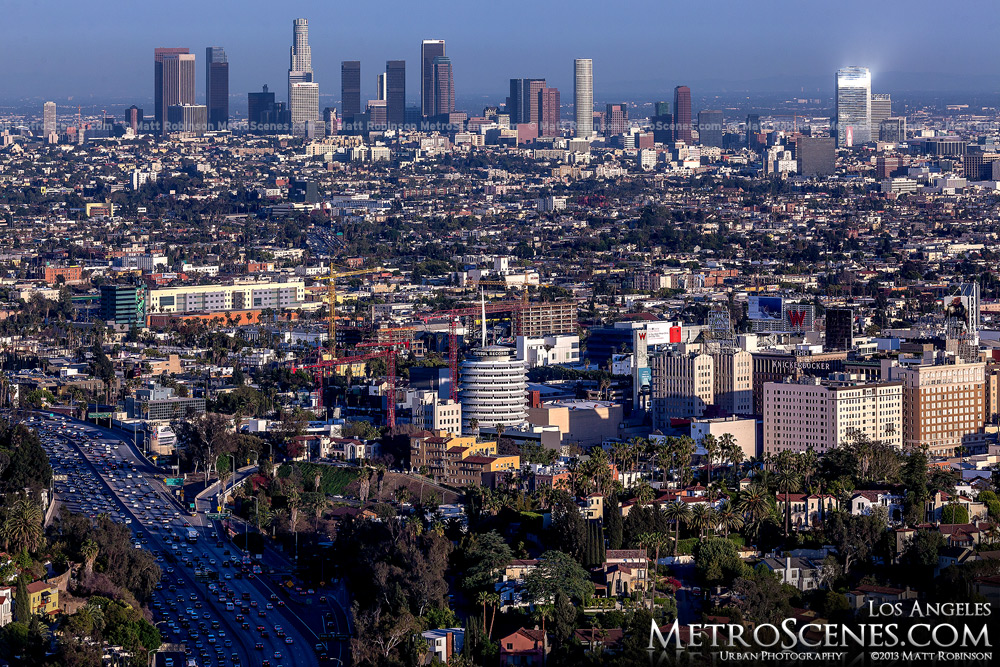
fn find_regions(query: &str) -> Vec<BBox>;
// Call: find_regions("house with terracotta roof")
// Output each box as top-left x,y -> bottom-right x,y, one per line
924,490 -> 987,523
777,493 -> 839,529
13,580 -> 60,617
601,549 -> 650,597
849,490 -> 903,523
573,627 -> 624,654
845,584 -> 916,611
0,590 -> 10,626
499,627 -> 548,666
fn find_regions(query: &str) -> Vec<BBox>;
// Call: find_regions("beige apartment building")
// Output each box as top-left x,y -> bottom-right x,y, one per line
650,348 -> 753,429
650,350 -> 714,428
147,279 -> 305,314
762,375 -> 903,455
888,361 -> 986,456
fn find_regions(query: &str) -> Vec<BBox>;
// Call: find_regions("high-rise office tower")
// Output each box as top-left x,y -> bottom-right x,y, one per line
154,48 -> 193,134
341,61 -> 361,120
746,113 -> 761,148
508,78 -> 545,125
205,47 -> 229,131
673,86 -> 692,143
248,84 -> 276,133
604,103 -> 628,137
652,102 -> 673,143
538,87 -> 560,137
879,117 -> 906,144
421,39 -> 446,117
288,19 -> 319,136
386,60 -> 406,126
290,82 -> 320,136
870,93 -> 891,138
376,73 -> 387,101
796,136 -> 836,176
125,105 -> 143,133
43,101 -> 56,136
431,55 -> 455,117
836,66 -> 871,147
698,109 -> 724,148
574,59 -> 593,137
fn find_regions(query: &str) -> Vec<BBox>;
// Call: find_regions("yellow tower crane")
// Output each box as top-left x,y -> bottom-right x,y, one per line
321,265 -> 383,355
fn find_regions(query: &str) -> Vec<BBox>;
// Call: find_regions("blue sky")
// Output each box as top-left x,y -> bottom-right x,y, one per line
1,0 -> 997,104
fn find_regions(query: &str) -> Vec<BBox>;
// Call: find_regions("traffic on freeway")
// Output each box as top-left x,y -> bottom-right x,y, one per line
33,412 -> 327,667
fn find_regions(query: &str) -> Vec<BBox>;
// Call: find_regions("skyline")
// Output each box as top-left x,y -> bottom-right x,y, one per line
2,0 -> 999,107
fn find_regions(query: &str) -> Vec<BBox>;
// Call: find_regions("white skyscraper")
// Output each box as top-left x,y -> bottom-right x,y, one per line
43,101 -> 57,136
288,18 -> 320,137
836,66 -> 871,147
574,58 -> 593,138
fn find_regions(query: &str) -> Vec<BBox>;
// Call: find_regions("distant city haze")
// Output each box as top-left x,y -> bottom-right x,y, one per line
2,0 -> 998,107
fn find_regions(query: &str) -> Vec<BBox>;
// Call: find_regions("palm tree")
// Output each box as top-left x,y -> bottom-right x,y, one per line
799,447 -> 819,491
715,499 -> 744,538
635,480 -> 655,507
476,591 -> 490,634
738,483 -> 771,543
1,498 -> 43,554
719,433 -> 742,480
701,434 -> 719,484
487,593 -> 500,639
81,539 -> 99,579
663,501 -> 691,555
775,467 -> 801,537
655,443 -> 673,488
689,504 -> 716,540
640,532 -> 670,608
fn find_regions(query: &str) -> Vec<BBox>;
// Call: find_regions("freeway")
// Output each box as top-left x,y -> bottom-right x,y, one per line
32,413 -> 322,667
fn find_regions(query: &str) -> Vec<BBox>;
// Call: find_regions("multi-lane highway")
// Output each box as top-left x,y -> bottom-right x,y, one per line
33,413 -> 332,667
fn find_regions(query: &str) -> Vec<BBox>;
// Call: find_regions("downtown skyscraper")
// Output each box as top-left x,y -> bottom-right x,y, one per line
154,47 -> 195,134
386,60 -> 406,126
205,47 -> 229,131
288,18 -> 320,137
574,58 -> 593,137
538,86 -> 560,137
836,66 -> 871,147
674,85 -> 692,143
43,101 -> 56,136
341,60 -> 361,121
509,78 -> 546,125
431,56 -> 455,118
421,39 -> 446,117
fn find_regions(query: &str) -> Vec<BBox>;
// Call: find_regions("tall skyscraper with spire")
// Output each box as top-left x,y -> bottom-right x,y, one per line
288,18 -> 320,136
574,59 -> 593,137
421,40 -> 446,117
205,47 -> 229,131
154,47 -> 193,134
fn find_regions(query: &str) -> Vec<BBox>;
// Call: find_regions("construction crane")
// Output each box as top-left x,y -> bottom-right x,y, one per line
293,340 -> 409,427
320,265 -> 383,356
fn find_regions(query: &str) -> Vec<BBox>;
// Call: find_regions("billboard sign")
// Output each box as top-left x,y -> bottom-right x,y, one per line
783,304 -> 815,332
749,296 -> 783,321
637,367 -> 651,388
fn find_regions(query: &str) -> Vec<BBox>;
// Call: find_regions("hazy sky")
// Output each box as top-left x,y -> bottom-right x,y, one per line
2,0 -> 997,106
